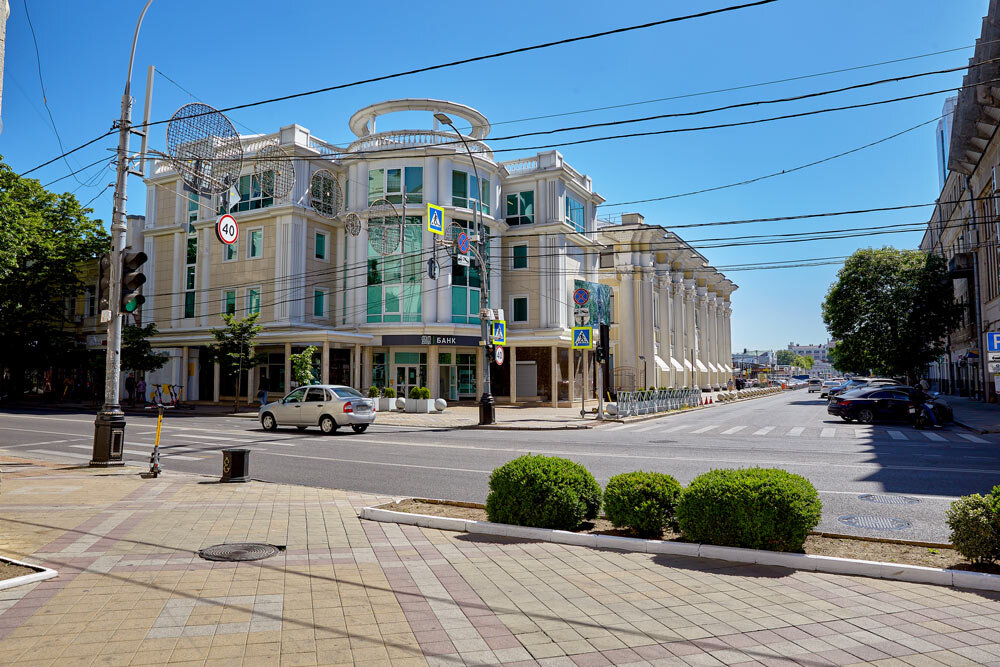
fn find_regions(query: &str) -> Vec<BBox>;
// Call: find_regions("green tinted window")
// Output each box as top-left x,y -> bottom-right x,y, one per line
451,171 -> 467,208
512,245 -> 527,269
513,297 -> 528,322
184,292 -> 195,318
315,233 -> 326,259
395,352 -> 420,364
438,353 -> 452,365
405,167 -> 423,203
313,290 -> 324,317
186,237 -> 197,264
225,291 -> 236,315
368,168 -> 384,205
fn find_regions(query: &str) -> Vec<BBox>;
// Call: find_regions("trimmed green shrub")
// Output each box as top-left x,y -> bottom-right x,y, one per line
603,471 -> 682,537
408,386 -> 422,399
382,387 -> 396,398
368,385 -> 380,398
486,455 -> 602,530
418,386 -> 432,399
947,489 -> 1000,564
676,468 -> 821,552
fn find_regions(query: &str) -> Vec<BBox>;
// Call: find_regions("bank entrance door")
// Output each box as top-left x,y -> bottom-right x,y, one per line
395,366 -> 418,398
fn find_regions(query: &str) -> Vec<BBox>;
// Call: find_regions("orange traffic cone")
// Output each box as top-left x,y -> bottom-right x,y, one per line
709,397 -> 713,404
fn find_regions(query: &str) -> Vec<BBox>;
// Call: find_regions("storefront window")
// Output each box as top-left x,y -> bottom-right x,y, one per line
457,353 -> 477,395
373,352 -> 388,389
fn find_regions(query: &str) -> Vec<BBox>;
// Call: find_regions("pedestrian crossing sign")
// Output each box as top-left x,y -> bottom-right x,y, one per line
491,320 -> 506,346
427,203 -> 444,235
572,326 -> 593,349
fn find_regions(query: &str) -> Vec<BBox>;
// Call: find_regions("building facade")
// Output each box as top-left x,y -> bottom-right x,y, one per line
137,99 -> 735,405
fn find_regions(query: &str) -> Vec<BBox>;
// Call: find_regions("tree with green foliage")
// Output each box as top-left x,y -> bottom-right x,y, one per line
290,345 -> 318,387
205,313 -> 266,412
792,355 -> 814,370
121,323 -> 168,377
0,157 -> 110,399
822,247 -> 961,379
775,349 -> 795,366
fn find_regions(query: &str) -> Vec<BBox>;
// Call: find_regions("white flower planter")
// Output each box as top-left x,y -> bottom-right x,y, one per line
377,397 -> 395,412
405,398 -> 434,413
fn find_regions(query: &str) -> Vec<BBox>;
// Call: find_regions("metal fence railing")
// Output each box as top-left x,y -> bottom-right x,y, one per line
614,388 -> 702,418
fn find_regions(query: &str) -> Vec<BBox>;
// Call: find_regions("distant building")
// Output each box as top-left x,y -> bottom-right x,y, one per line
936,96 -> 958,190
787,341 -> 831,365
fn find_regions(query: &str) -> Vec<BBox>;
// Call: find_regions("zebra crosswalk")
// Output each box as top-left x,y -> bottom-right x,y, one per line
603,419 -> 992,443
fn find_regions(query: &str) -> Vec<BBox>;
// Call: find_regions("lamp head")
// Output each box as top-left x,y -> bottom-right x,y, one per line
434,112 -> 453,125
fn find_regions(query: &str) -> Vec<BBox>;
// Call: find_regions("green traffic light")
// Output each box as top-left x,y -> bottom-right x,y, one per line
124,295 -> 145,313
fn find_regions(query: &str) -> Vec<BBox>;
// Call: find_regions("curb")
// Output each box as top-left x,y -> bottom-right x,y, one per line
0,555 -> 58,591
358,505 -> 1000,593
596,389 -> 785,427
953,419 -> 999,435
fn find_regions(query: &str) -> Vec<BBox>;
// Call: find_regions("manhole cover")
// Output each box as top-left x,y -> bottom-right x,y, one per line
858,494 -> 919,505
198,543 -> 284,562
838,515 -> 911,531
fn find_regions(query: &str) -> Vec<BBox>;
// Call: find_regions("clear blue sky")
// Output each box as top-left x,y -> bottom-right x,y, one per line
1,0 -> 989,351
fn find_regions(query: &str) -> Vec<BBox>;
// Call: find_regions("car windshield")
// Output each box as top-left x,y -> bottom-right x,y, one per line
333,387 -> 364,398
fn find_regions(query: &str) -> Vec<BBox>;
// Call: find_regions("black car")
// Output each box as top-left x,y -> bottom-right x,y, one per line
827,387 -> 913,423
827,377 -> 898,400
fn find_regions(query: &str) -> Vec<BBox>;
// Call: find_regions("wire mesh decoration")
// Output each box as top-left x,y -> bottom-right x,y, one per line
253,141 -> 295,199
309,169 -> 342,218
344,212 -> 362,237
165,103 -> 243,196
367,198 -> 402,256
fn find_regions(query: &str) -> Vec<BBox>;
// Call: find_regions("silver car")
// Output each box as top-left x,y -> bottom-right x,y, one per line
259,385 -> 375,434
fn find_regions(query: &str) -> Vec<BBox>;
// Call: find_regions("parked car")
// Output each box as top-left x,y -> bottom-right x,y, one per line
259,384 -> 376,434
819,379 -> 841,398
827,377 -> 897,400
807,378 -> 823,393
827,387 -> 913,423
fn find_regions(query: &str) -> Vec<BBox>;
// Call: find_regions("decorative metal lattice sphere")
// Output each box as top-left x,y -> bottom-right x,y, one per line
344,212 -> 362,237
165,103 -> 243,195
310,169 -> 342,218
367,198 -> 402,256
254,141 -> 295,199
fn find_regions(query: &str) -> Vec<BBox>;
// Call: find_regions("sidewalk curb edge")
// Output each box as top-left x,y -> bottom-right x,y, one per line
0,555 -> 58,591
358,506 -> 1000,592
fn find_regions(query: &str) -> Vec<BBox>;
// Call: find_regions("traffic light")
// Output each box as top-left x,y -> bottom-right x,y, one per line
121,249 -> 148,313
97,253 -> 111,312
598,323 -> 610,364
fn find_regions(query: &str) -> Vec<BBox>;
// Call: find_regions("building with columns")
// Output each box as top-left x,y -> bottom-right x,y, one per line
136,98 -> 735,404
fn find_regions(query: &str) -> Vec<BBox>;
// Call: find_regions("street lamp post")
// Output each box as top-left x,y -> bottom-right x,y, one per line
91,0 -> 155,465
434,112 -> 495,425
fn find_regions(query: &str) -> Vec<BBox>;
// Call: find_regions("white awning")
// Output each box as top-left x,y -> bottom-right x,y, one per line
695,359 -> 709,372
670,357 -> 684,371
683,358 -> 694,370
707,362 -> 718,372
654,355 -> 670,372
725,364 -> 733,372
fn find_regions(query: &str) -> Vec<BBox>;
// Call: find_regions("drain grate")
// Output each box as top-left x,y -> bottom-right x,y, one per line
838,515 -> 911,531
198,543 -> 284,562
858,494 -> 919,505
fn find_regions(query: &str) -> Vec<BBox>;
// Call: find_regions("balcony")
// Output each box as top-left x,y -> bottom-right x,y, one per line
948,252 -> 974,278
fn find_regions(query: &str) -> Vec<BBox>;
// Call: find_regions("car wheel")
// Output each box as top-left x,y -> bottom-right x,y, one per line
857,408 -> 875,424
319,415 -> 338,434
261,413 -> 277,431
296,426 -> 307,431
351,424 -> 369,434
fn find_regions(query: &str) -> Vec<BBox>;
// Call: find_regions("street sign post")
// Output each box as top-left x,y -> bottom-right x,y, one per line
573,287 -> 590,307
495,346 -> 505,365
989,332 -> 1000,353
988,352 -> 1000,363
572,327 -> 593,350
216,213 -> 239,245
427,203 -> 444,235
491,320 -> 506,346
989,361 -> 1000,374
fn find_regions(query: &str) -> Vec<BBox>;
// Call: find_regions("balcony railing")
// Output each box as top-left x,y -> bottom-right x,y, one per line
346,130 -> 493,160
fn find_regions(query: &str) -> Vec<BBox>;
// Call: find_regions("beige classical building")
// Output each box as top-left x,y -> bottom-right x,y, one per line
135,98 -> 735,405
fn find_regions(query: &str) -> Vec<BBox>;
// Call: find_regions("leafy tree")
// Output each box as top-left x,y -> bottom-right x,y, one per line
775,349 -> 795,366
205,313 -> 266,412
290,345 -> 318,387
0,156 -> 110,399
121,323 -> 168,377
822,247 -> 961,379
792,355 -> 814,370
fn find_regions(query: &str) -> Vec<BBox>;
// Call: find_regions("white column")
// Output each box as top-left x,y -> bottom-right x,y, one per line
180,346 -> 189,401
659,275 -> 673,388
428,345 -> 440,399
322,340 -> 330,384
213,361 -> 221,402
284,342 -> 292,391
550,345 -> 559,407
353,344 -> 362,389
510,346 -> 518,404
684,281 -> 697,388
697,289 -> 709,389
672,276 -> 686,387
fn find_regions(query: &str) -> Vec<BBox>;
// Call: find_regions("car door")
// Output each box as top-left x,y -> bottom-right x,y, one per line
274,388 -> 306,425
300,388 -> 328,426
866,391 -> 892,419
888,391 -> 912,421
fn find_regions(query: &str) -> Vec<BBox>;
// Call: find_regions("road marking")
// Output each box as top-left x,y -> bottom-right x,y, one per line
68,444 -> 204,461
887,430 -> 907,440
721,426 -> 746,435
602,424 -> 633,432
787,427 -> 805,437
632,422 -> 668,433
820,428 -> 836,438
690,425 -> 718,434
753,426 -> 774,436
854,429 -> 873,438
29,449 -> 93,460
921,431 -> 946,442
957,433 -> 988,443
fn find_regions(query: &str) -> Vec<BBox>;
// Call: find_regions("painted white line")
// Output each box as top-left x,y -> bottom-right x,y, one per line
29,449 -> 92,461
820,428 -> 836,438
662,424 -> 694,433
753,426 -> 774,436
957,433 -> 988,444
854,429 -> 873,438
787,427 -> 805,437
690,425 -> 718,434
921,431 -> 946,442
67,445 -> 204,461
13,439 -> 69,447
887,430 -> 907,440
632,422 -> 667,433
602,424 -> 633,432
721,426 -> 746,435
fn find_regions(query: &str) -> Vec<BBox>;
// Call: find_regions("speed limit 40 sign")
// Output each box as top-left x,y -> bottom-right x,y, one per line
216,214 -> 239,245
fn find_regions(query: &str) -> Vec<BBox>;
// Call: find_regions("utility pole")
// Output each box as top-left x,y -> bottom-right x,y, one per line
91,0 -> 154,465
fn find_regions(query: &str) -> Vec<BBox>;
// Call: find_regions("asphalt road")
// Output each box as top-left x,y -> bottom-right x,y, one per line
2,391 -> 998,543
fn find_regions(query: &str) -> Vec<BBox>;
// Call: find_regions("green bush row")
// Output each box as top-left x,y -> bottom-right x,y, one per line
486,456 -> 822,550
408,386 -> 431,399
947,486 -> 1000,564
367,386 -> 397,398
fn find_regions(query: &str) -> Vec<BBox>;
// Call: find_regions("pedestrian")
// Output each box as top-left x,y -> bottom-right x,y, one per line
257,384 -> 268,407
125,373 -> 136,407
136,377 -> 146,406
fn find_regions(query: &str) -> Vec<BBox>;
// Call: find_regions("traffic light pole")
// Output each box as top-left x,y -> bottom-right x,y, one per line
91,0 -> 154,466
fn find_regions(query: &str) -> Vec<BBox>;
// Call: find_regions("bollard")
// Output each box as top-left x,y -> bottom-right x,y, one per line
221,448 -> 251,483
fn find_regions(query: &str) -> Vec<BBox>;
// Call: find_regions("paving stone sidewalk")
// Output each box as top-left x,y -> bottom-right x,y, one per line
0,455 -> 999,666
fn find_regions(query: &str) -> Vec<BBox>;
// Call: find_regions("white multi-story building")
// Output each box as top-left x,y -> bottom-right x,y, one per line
135,99 -> 735,404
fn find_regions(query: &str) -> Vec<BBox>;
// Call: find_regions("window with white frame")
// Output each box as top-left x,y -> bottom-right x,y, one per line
511,244 -> 528,270
451,170 -> 490,214
184,230 -> 197,319
512,295 -> 528,323
315,231 -> 328,260
247,228 -> 263,259
246,287 -> 261,316
368,167 -> 423,205
313,288 -> 329,318
224,240 -> 238,262
565,195 -> 585,233
85,287 -> 95,317
450,219 -> 488,324
187,192 -> 199,232
505,190 -> 534,225
221,174 -> 273,213
223,289 -> 236,316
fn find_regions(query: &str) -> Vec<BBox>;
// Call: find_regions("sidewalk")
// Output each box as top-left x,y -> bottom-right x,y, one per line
946,395 -> 1000,434
1,455 -> 999,666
